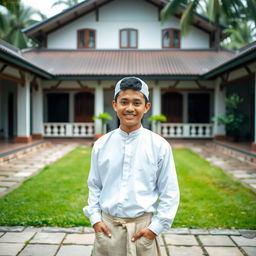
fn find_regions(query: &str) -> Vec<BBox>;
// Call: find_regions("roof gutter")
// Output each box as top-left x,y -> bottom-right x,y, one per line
53,74 -> 200,80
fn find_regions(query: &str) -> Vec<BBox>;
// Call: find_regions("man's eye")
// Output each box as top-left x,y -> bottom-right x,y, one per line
120,101 -> 127,105
134,102 -> 141,106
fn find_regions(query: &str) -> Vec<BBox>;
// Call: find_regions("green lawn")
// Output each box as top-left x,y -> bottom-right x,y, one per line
0,146 -> 255,228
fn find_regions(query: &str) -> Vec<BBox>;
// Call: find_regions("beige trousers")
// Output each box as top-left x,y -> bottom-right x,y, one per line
92,212 -> 162,256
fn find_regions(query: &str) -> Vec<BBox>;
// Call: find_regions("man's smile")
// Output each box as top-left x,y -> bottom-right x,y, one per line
124,113 -> 136,119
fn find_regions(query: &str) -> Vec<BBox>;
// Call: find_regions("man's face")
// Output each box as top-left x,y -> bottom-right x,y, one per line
112,89 -> 151,133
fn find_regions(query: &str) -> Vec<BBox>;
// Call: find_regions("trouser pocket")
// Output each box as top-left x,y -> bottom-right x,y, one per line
92,232 -> 109,256
136,236 -> 156,256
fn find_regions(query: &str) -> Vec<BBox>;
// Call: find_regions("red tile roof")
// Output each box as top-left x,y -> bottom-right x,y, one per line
22,49 -> 235,77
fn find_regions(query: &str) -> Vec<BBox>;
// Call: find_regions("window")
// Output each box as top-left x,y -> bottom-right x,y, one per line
162,29 -> 180,48
120,29 -> 138,48
77,29 -> 96,48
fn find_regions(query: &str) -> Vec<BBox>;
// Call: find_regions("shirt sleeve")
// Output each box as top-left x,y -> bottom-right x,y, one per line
83,145 -> 103,226
147,142 -> 180,235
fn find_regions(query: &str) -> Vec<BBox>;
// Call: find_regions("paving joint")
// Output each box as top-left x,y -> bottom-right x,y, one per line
194,234 -> 209,256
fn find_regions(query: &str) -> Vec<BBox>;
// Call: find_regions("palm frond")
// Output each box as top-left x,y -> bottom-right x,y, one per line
52,0 -> 66,7
208,0 -> 220,22
180,1 -> 198,35
160,0 -> 186,22
246,0 -> 256,25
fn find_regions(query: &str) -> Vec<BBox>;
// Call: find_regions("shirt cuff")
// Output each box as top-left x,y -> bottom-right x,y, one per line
90,213 -> 102,227
147,219 -> 164,236
83,207 -> 102,227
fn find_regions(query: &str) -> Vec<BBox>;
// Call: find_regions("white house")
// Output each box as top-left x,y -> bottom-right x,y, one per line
0,0 -> 255,150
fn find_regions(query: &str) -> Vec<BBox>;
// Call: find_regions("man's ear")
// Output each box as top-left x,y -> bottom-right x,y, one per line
112,100 -> 117,112
144,102 -> 151,114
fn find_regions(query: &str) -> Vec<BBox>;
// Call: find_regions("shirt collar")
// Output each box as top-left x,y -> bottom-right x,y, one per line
118,125 -> 143,137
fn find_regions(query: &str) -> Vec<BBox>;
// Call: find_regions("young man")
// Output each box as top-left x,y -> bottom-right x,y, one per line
84,77 -> 179,256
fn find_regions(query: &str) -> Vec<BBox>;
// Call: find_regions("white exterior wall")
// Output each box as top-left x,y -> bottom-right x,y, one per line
47,0 -> 209,49
213,77 -> 226,136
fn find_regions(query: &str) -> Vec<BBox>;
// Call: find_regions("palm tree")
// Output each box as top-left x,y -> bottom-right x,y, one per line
52,0 -> 82,9
160,0 -> 254,50
0,1 -> 46,48
222,21 -> 256,50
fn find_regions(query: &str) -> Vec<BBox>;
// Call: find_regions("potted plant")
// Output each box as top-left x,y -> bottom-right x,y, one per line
93,112 -> 113,139
148,114 -> 167,134
213,94 -> 246,141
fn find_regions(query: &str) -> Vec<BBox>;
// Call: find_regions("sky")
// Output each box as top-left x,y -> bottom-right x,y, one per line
22,0 -> 66,18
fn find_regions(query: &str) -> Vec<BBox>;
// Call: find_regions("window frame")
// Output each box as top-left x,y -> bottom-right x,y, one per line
77,28 -> 96,49
162,28 -> 181,49
119,28 -> 138,49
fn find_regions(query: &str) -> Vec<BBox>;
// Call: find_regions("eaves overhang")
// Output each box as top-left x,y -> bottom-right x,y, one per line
202,47 -> 256,79
0,50 -> 53,79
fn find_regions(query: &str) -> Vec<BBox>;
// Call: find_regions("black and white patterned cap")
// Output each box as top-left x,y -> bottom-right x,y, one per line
114,77 -> 149,100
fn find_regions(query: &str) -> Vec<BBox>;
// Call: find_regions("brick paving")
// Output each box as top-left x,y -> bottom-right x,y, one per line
0,227 -> 255,256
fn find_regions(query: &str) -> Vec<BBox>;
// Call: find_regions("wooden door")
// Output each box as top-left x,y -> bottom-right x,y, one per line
75,92 -> 94,122
162,92 -> 183,122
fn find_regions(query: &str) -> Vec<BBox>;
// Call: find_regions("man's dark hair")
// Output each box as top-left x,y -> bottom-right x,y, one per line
114,77 -> 149,103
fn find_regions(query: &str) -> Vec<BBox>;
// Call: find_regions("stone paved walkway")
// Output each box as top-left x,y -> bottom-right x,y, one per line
0,143 -> 78,197
0,226 -> 255,256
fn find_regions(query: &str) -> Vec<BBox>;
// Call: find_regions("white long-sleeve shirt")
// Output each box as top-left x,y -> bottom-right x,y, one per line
83,126 -> 180,235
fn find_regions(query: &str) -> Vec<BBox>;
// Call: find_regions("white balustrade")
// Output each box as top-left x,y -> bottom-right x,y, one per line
43,123 -> 94,137
44,122 -> 212,138
161,123 -> 213,138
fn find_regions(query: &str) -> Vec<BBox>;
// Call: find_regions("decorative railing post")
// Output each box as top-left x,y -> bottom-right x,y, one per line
160,123 -> 213,138
43,123 -> 94,137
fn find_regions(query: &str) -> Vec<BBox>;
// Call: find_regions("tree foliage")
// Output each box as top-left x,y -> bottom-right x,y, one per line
222,22 -> 256,50
0,0 -> 46,48
52,0 -> 82,8
161,0 -> 256,50
213,94 -> 246,136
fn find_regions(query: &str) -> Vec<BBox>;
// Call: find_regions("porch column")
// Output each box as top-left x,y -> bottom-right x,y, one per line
213,77 -> 226,138
252,73 -> 256,151
152,86 -> 161,133
94,85 -> 104,134
69,92 -> 75,122
182,92 -> 188,123
16,73 -> 32,143
32,78 -> 43,140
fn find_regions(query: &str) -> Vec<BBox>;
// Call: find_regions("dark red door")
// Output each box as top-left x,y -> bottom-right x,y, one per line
162,92 -> 183,122
75,92 -> 94,122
